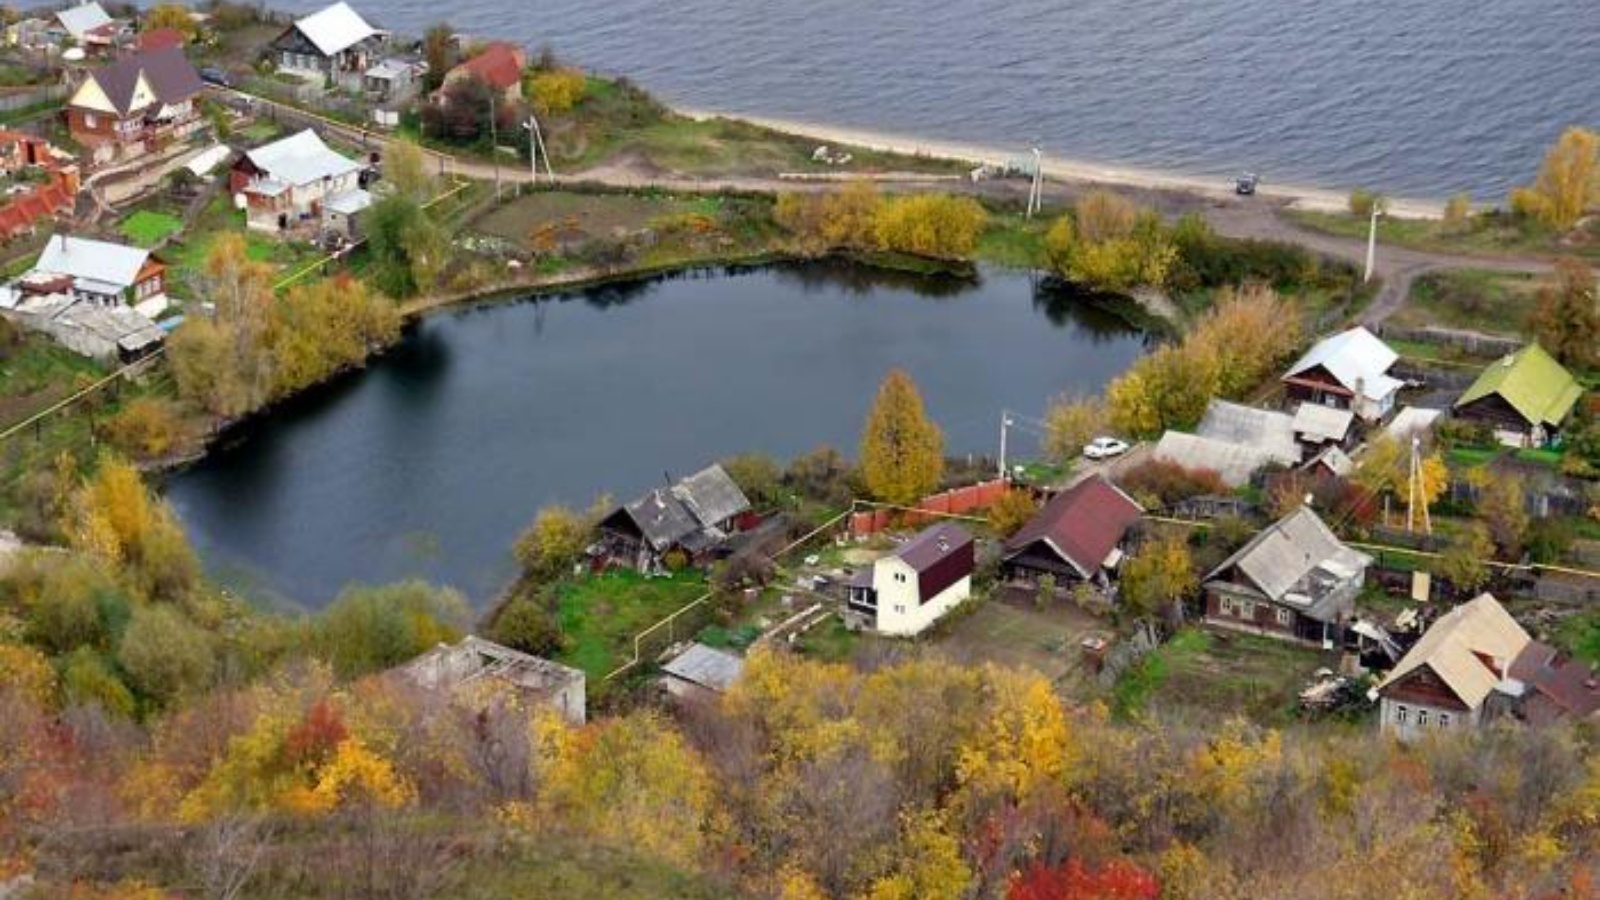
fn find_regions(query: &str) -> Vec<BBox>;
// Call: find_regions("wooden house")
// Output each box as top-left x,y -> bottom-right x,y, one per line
597,464 -> 752,571
1001,474 -> 1142,588
65,46 -> 204,167
1453,344 -> 1582,448
1282,326 -> 1403,422
269,2 -> 382,89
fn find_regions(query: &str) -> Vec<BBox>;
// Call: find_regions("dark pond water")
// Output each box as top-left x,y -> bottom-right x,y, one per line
164,262 -> 1149,610
216,0 -> 1596,198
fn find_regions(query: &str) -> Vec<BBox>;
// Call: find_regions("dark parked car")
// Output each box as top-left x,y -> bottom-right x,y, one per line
1235,172 -> 1259,195
199,67 -> 234,89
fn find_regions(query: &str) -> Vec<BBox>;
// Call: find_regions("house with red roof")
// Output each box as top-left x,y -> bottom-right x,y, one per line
133,27 -> 186,53
846,522 -> 975,636
439,41 -> 526,105
1001,474 -> 1143,589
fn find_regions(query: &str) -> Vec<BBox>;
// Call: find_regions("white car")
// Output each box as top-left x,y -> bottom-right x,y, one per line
1083,437 -> 1130,460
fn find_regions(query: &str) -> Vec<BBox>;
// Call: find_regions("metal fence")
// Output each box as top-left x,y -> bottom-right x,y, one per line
0,85 -> 65,113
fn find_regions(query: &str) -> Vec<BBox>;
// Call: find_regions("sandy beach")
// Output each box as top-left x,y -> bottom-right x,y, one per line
680,107 -> 1446,220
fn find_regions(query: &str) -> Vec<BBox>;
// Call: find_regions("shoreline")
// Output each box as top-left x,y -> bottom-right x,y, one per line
679,106 -> 1447,220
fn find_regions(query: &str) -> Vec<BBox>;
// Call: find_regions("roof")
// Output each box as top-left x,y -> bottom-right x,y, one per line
661,643 -> 744,692
33,235 -> 151,291
1292,403 -> 1355,444
134,26 -> 185,51
1152,430 -> 1279,488
401,635 -> 584,711
1302,445 -> 1354,478
451,42 -> 525,91
324,188 -> 372,215
1385,406 -> 1443,442
892,521 -> 975,573
292,2 -> 378,57
621,488 -> 703,550
674,464 -> 751,529
1003,474 -> 1142,577
1454,343 -> 1582,429
1195,400 -> 1300,465
1284,326 -> 1402,403
364,57 -> 420,80
243,129 -> 361,188
1377,594 -> 1532,711
185,144 -> 232,177
78,47 -> 204,116
1510,641 -> 1600,721
56,2 -> 111,39
1206,506 -> 1371,617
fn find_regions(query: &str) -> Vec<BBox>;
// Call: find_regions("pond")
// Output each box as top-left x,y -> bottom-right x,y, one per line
164,261 -> 1151,610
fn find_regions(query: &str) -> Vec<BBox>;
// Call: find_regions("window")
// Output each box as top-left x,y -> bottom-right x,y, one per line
1219,597 -> 1233,615
1438,714 -> 1451,728
894,605 -> 905,614
1395,705 -> 1409,725
1417,710 -> 1430,727
1238,600 -> 1255,619
1276,607 -> 1293,626
84,113 -> 96,128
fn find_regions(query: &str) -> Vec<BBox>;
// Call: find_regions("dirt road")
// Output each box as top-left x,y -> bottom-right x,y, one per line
219,86 -> 1556,325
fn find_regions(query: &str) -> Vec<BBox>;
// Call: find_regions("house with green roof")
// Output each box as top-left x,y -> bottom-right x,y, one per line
1453,343 -> 1584,447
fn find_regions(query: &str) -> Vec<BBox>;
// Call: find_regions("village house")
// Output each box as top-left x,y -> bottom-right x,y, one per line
1291,402 -> 1356,456
400,635 -> 586,724
1001,474 -> 1143,589
846,521 -> 975,637
1375,594 -> 1600,740
1282,325 -> 1403,422
1453,343 -> 1582,448
230,129 -> 370,235
597,464 -> 752,572
659,642 -> 745,702
269,1 -> 383,89
51,2 -> 125,56
0,235 -> 167,361
65,46 -> 204,167
1385,406 -> 1443,443
363,57 -> 426,105
1202,505 -> 1370,647
438,41 -> 526,104
133,26 -> 186,53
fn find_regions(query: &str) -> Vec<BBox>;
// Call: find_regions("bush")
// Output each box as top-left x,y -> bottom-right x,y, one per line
491,595 -> 567,657
987,489 -> 1038,538
513,505 -> 593,581
721,453 -> 783,507
1348,188 -> 1387,218
872,194 -> 987,260
316,581 -> 468,679
117,604 -> 215,708
530,67 -> 588,116
102,397 -> 189,462
1119,459 -> 1227,507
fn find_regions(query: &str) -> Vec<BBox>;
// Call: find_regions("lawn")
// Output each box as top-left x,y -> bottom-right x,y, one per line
118,210 -> 185,248
1391,268 -> 1542,335
1113,627 -> 1336,726
976,214 -> 1049,269
1553,612 -> 1600,667
933,592 -> 1109,689
553,569 -> 709,678
166,196 -> 323,290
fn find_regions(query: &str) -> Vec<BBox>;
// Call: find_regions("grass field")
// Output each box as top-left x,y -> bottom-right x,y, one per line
166,196 -> 322,290
474,191 -> 726,248
1391,268 -> 1542,334
1113,627 -> 1334,726
553,569 -> 709,677
933,593 -> 1109,688
1291,209 -> 1600,261
119,210 -> 185,248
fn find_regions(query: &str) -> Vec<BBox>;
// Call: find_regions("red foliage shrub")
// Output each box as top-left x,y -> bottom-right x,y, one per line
1118,459 -> 1227,506
1008,859 -> 1160,900
281,698 -> 348,768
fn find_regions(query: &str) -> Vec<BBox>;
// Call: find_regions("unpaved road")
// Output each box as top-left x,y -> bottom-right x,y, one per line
217,86 -> 1557,325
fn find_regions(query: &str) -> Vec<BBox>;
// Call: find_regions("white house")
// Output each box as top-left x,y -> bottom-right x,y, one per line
847,522 -> 975,637
269,2 -> 382,89
25,234 -> 168,315
1282,326 -> 1404,422
229,129 -> 368,234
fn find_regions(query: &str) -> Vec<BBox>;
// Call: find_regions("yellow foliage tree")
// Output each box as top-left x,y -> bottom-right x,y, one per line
1188,718 -> 1282,816
1106,341 -> 1221,438
1354,435 -> 1449,525
530,67 -> 588,117
872,194 -> 987,260
862,810 -> 972,900
859,369 -> 944,505
1042,393 -> 1108,463
955,666 -> 1072,801
0,643 -> 55,708
298,738 -> 414,814
1074,190 -> 1137,243
1508,126 -> 1598,231
1187,283 -> 1303,397
529,711 -> 715,867
143,3 -> 197,39
1119,535 -> 1197,620
71,455 -> 199,602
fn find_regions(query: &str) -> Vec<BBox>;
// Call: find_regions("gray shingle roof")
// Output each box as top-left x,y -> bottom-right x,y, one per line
1205,507 -> 1370,619
674,464 -> 750,529
1195,400 -> 1300,465
662,643 -> 744,692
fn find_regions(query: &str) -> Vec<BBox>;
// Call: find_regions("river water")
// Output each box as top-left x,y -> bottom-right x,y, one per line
165,264 -> 1148,609
253,0 -> 1598,199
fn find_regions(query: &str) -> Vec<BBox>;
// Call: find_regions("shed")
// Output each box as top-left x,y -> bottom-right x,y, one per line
660,643 -> 744,700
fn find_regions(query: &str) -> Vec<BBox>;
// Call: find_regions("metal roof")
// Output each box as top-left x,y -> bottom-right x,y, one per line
1384,406 -> 1443,442
1284,326 -> 1402,403
324,188 -> 373,215
662,643 -> 744,692
892,521 -> 974,573
77,46 -> 204,116
1152,430 -> 1277,488
1195,400 -> 1300,465
1003,473 -> 1142,577
1455,343 -> 1582,429
56,2 -> 111,39
244,129 -> 361,188
293,1 -> 378,57
33,235 -> 150,291
674,464 -> 751,529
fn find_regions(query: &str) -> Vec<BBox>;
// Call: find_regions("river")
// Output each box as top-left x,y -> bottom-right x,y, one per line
164,263 -> 1150,610
248,0 -> 1598,199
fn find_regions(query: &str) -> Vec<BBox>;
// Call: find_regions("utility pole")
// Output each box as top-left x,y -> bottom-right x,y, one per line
998,409 -> 1015,480
1026,148 -> 1043,219
1363,203 -> 1381,282
1407,435 -> 1432,534
524,112 -> 553,185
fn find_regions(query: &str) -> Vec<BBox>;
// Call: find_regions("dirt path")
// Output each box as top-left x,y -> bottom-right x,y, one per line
218,86 -> 1557,326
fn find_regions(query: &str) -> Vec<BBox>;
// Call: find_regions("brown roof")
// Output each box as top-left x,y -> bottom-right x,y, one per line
1003,474 -> 1143,577
889,521 -> 975,602
78,46 -> 203,116
1510,641 -> 1600,721
134,27 -> 186,52
451,42 -> 525,91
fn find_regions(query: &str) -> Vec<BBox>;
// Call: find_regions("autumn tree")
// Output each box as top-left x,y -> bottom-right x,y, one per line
1442,192 -> 1472,230
118,604 -> 215,708
103,397 -> 190,463
71,455 -> 199,603
1073,190 -> 1137,243
1046,194 -> 1176,292
365,157 -> 446,298
1187,284 -> 1303,397
1438,524 -> 1494,593
1509,126 -> 1598,231
512,504 -> 592,581
489,595 -> 565,657
873,194 -> 988,260
170,233 -> 275,416
1348,188 -> 1387,218
1119,534 -> 1196,619
530,67 -> 587,116
1043,394 -> 1107,464
774,181 -> 881,255
421,23 -> 456,91
860,369 -> 944,505
1009,858 -> 1159,900
315,581 -> 467,679
721,453 -> 783,506
1474,471 -> 1529,557
1106,341 -> 1219,438
988,489 -> 1039,538
266,277 -> 400,397
1528,258 -> 1599,369
143,3 -> 197,39
1353,435 -> 1449,526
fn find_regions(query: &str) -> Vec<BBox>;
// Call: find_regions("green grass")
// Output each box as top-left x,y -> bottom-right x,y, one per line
1446,446 -> 1502,469
975,215 -> 1048,269
793,614 -> 860,662
553,570 -> 709,677
1115,627 -> 1333,726
166,195 -> 322,291
1514,447 -> 1564,467
1553,612 -> 1600,667
1392,269 -> 1541,335
1290,209 -> 1600,261
1110,628 -> 1206,719
118,210 -> 185,248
